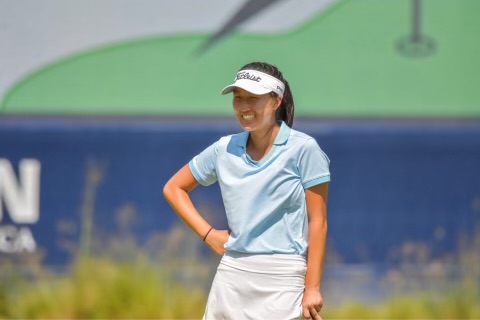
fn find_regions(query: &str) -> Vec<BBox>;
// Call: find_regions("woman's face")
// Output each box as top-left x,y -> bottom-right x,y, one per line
232,88 -> 282,132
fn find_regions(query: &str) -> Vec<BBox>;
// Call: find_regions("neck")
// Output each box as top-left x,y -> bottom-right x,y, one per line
248,122 -> 280,153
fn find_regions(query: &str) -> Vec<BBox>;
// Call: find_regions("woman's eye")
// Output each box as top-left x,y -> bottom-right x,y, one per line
233,96 -> 258,103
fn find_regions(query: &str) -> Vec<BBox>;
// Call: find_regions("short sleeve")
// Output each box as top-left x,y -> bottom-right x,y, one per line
189,141 -> 218,186
297,138 -> 331,189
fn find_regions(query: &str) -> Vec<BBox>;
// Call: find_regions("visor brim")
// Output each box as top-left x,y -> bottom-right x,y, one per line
221,82 -> 273,95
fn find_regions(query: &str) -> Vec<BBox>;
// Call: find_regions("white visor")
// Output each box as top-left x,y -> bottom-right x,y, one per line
221,70 -> 285,96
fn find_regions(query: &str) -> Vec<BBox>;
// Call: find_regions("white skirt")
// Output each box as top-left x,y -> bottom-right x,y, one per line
203,252 -> 307,320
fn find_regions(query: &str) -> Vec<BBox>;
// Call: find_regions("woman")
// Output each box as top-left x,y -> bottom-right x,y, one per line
163,62 -> 330,320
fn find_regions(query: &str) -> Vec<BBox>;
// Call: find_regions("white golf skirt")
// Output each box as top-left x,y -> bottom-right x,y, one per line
203,252 -> 307,320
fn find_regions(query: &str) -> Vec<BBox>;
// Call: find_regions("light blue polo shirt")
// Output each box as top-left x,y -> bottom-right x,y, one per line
189,121 -> 330,256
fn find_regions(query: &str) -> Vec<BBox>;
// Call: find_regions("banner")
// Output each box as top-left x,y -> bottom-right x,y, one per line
1,118 -> 479,265
1,0 -> 479,117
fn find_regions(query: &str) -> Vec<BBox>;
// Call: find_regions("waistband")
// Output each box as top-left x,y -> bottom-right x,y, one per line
220,251 -> 306,275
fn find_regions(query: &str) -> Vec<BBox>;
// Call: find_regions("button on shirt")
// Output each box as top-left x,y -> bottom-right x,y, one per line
189,121 -> 330,256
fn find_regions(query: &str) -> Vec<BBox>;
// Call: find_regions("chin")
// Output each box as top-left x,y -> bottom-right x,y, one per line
239,124 -> 254,132
236,118 -> 254,131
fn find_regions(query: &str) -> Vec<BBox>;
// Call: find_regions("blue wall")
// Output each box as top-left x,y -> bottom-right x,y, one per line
1,117 -> 479,265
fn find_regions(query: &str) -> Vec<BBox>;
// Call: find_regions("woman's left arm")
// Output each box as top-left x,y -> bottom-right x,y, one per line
302,182 -> 329,320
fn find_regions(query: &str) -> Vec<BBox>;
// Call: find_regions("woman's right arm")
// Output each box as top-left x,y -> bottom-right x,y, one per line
163,164 -> 228,255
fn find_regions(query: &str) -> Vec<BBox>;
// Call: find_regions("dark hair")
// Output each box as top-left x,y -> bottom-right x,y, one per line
239,62 -> 295,128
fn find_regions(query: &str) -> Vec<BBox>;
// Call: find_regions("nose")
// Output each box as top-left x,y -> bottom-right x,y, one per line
235,100 -> 250,112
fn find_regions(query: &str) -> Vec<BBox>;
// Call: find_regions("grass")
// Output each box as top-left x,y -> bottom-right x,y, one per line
0,251 -> 478,319
0,255 -> 207,319
0,207 -> 477,319
323,284 -> 480,319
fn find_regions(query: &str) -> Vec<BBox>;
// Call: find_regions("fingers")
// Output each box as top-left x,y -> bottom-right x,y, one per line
303,306 -> 322,320
303,306 -> 310,319
309,306 -> 323,320
302,290 -> 323,319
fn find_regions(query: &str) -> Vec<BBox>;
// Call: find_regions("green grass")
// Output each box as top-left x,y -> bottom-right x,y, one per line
0,256 -> 207,319
0,218 -> 212,319
323,284 -> 480,319
0,214 -> 477,319
0,254 -> 478,319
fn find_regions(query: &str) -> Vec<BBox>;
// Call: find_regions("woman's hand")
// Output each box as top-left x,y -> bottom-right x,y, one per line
302,288 -> 323,320
204,229 -> 229,256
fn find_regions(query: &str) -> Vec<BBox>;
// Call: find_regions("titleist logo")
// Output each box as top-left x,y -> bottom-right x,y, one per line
236,72 -> 261,82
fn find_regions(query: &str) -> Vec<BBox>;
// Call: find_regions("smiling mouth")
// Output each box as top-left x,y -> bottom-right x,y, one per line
242,114 -> 255,120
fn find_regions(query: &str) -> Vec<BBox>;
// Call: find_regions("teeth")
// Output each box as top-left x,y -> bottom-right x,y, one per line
242,114 -> 254,120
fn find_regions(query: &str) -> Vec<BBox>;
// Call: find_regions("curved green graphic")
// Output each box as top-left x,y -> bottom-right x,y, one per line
2,0 -> 480,117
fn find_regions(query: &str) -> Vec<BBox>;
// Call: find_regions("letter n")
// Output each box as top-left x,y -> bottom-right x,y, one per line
0,159 -> 41,223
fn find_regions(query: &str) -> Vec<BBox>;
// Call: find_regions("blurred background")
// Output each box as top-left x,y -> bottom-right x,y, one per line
0,0 -> 479,318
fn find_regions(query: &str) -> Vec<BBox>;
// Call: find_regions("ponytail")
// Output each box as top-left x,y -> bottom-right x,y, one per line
275,80 -> 294,128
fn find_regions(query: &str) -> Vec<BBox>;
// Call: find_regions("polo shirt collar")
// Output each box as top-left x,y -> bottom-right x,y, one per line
235,131 -> 249,148
273,121 -> 290,145
235,121 -> 291,148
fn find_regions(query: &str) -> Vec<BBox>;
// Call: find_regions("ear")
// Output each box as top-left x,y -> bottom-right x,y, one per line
275,96 -> 283,109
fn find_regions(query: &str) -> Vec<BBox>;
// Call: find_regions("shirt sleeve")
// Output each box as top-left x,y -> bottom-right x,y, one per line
188,140 -> 219,186
297,138 -> 331,189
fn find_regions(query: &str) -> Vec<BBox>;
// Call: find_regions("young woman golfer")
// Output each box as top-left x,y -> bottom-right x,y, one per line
163,61 -> 330,320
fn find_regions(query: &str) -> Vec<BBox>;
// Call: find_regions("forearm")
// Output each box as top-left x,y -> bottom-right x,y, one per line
305,216 -> 327,291
163,181 -> 211,240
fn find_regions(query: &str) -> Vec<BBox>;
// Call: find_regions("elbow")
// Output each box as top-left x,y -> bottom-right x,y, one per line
163,179 -> 173,201
310,215 -> 327,231
163,178 -> 188,202
322,216 -> 328,231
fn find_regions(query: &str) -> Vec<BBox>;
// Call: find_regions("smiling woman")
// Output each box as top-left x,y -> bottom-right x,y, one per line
225,62 -> 295,129
163,61 -> 331,320
231,89 -> 281,136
